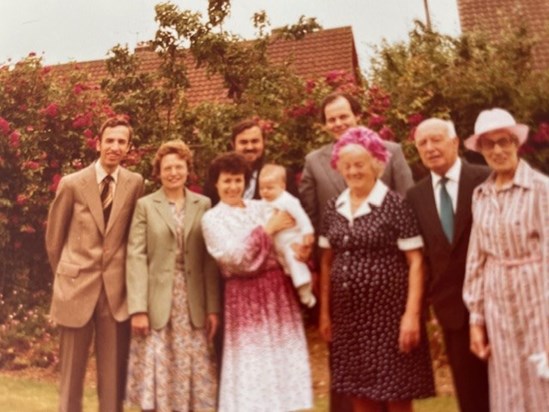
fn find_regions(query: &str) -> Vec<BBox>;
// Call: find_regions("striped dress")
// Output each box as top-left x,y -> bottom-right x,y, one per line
463,160 -> 549,411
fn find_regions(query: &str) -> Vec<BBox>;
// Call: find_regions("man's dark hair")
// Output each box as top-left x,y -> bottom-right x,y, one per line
99,115 -> 133,143
207,152 -> 252,188
320,92 -> 362,124
231,119 -> 261,143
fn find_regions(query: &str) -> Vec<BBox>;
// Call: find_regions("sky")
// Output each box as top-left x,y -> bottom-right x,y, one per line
0,0 -> 461,71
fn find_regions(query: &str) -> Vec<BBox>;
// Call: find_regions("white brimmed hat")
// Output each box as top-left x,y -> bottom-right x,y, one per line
464,108 -> 529,151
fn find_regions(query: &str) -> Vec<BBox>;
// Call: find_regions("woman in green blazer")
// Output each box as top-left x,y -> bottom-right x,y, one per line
125,140 -> 220,411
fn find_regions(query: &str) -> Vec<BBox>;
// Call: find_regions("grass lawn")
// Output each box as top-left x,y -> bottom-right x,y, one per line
0,373 -> 456,411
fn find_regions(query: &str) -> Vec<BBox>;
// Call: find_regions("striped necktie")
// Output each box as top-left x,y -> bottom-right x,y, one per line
101,175 -> 114,224
439,176 -> 454,243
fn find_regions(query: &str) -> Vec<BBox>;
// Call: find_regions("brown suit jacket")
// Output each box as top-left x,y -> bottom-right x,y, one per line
45,162 -> 144,327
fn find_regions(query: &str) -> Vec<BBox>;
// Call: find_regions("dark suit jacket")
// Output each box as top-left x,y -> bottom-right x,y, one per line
406,161 -> 489,330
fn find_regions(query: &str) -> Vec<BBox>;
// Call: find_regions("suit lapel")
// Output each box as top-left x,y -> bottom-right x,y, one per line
183,189 -> 199,242
152,189 -> 177,237
419,176 -> 450,247
105,167 -> 129,235
320,144 -> 346,195
453,163 -> 474,247
79,164 -> 105,234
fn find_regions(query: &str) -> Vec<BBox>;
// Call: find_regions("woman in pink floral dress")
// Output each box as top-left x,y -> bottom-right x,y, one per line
463,108 -> 549,411
201,152 -> 313,412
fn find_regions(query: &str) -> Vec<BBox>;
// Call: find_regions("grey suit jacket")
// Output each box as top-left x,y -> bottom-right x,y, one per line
45,163 -> 144,327
126,188 -> 220,330
299,140 -> 414,231
406,161 -> 489,329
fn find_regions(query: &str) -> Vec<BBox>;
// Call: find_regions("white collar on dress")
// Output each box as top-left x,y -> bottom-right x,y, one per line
335,180 -> 389,223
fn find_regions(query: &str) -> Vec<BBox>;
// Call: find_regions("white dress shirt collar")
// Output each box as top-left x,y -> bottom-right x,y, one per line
430,158 -> 461,213
335,179 -> 389,224
95,161 -> 120,185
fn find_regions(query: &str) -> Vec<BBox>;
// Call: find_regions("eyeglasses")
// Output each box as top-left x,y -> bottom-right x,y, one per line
478,136 -> 516,151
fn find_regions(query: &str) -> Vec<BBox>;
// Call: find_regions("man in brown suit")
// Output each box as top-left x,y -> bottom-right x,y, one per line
45,116 -> 144,412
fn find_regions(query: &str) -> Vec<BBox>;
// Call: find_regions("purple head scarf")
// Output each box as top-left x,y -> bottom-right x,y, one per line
331,126 -> 391,169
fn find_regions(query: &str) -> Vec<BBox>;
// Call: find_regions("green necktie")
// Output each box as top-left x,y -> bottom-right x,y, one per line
439,177 -> 454,242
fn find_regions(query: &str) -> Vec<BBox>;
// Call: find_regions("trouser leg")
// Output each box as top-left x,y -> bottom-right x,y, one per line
443,326 -> 490,412
94,287 -> 129,412
58,321 -> 94,412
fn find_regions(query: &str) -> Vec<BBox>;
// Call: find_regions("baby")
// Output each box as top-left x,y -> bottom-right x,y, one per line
259,164 -> 316,307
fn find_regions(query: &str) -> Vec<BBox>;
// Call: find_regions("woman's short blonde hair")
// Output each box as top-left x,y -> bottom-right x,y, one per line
152,139 -> 193,178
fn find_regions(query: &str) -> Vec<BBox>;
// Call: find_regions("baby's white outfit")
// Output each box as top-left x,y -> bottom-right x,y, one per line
263,191 -> 316,307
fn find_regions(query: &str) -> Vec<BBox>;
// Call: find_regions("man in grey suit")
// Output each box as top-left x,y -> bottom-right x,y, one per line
299,92 -> 414,232
299,92 -> 414,412
406,118 -> 490,412
46,116 -> 144,412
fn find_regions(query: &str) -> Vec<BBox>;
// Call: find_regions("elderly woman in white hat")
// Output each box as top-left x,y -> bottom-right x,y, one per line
463,108 -> 549,411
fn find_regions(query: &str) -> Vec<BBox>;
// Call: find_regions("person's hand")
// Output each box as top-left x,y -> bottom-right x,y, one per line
290,233 -> 314,262
318,310 -> 332,343
399,311 -> 420,353
264,210 -> 295,236
131,313 -> 150,337
470,324 -> 490,360
206,313 -> 219,344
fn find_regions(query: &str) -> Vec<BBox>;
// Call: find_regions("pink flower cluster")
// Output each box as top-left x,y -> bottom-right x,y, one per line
330,126 -> 391,169
0,117 -> 9,135
41,103 -> 59,118
532,122 -> 549,143
286,100 -> 317,118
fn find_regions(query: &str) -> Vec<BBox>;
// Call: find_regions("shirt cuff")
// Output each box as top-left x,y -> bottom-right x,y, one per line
397,235 -> 423,251
318,235 -> 331,249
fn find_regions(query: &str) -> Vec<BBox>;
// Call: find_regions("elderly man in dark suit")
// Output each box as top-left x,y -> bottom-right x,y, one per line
46,116 -> 144,412
406,118 -> 490,412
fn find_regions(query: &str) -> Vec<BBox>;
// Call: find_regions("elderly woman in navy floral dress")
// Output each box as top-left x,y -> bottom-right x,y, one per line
318,127 -> 434,412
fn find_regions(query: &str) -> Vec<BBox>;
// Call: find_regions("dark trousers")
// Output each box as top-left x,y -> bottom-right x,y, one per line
442,326 -> 490,412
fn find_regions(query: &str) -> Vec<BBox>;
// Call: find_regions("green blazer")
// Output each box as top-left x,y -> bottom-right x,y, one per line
126,187 -> 220,330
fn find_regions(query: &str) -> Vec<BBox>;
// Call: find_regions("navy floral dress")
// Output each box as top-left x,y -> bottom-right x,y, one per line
320,181 -> 435,401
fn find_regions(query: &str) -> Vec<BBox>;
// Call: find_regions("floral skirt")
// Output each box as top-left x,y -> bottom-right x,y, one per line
126,267 -> 217,412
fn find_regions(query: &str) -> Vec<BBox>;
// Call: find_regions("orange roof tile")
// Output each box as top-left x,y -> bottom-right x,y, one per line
458,0 -> 549,70
51,26 -> 360,106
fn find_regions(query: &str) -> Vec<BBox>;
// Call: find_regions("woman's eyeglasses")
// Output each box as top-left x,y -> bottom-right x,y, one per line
478,136 -> 516,151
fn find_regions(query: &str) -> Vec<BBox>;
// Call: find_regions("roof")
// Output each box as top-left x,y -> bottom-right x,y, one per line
458,0 -> 549,70
51,26 -> 360,106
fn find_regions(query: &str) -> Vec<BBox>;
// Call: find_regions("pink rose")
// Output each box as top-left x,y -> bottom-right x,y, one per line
42,103 -> 59,118
0,117 -> 10,135
9,131 -> 21,148
16,194 -> 28,205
